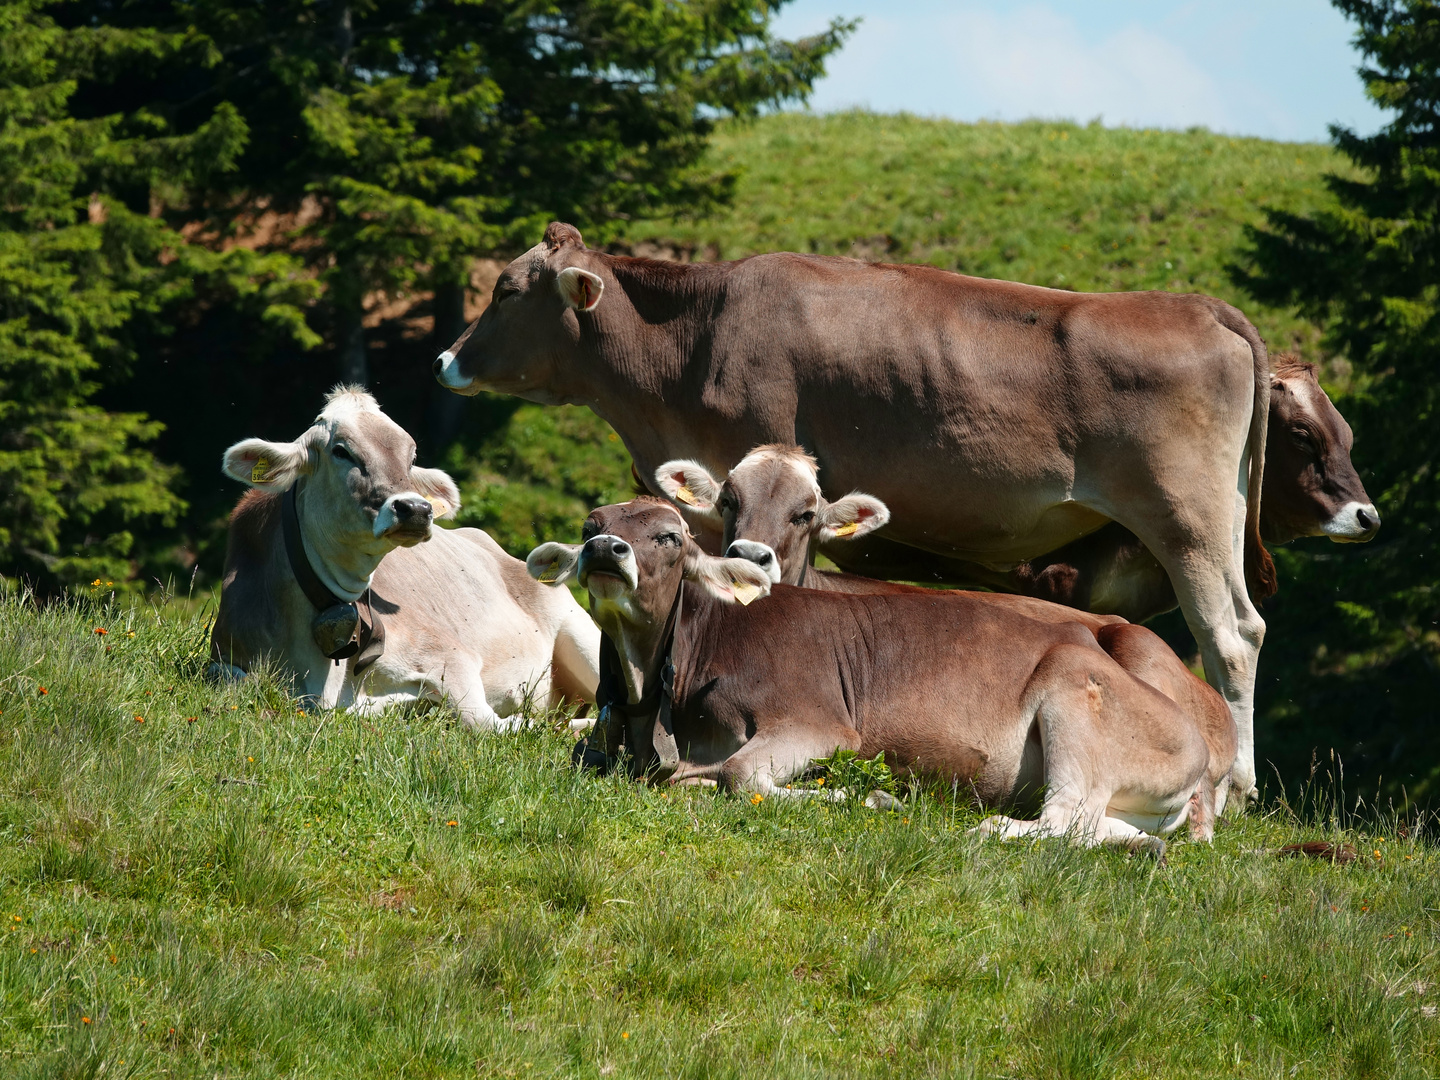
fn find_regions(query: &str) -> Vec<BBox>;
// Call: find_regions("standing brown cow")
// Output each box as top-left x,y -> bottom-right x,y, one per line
436,222 -> 1270,799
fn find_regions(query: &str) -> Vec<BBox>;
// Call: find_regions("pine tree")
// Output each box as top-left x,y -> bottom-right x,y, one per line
1234,0 -> 1440,802
0,0 -> 315,591
62,1 -> 852,386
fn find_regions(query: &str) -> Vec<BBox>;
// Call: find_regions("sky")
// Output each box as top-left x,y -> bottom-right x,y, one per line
768,0 -> 1388,144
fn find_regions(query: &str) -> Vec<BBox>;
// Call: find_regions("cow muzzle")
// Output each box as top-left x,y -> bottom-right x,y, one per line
578,535 -> 639,594
1322,501 -> 1381,543
725,539 -> 782,583
433,350 -> 480,396
374,493 -> 435,545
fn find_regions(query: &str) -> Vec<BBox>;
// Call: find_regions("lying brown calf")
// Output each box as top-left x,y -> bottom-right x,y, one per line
656,444 -> 1237,815
528,497 -> 1226,855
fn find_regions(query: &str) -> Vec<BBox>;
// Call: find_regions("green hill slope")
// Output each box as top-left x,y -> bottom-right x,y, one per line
463,111 -> 1348,559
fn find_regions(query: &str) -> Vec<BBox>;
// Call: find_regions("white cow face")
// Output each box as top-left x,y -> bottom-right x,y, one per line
221,387 -> 460,550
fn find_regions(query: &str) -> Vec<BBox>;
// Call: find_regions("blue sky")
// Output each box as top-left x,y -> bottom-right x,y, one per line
769,1 -> 1387,143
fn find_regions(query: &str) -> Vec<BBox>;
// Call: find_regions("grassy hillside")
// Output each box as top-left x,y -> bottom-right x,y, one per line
0,593 -> 1436,1078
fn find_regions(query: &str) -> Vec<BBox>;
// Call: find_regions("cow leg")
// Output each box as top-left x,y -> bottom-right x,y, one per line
549,608 -> 602,726
975,649 -> 1195,856
1123,494 -> 1264,804
974,811 -> 1165,860
717,724 -> 860,799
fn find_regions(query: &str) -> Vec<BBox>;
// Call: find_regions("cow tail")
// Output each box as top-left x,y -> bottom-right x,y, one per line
1212,302 -> 1276,602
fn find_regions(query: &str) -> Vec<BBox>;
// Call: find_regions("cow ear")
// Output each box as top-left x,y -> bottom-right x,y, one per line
684,550 -> 773,606
222,437 -> 311,491
411,467 -> 461,520
654,459 -> 723,518
818,493 -> 889,542
555,267 -> 604,312
526,542 -> 583,586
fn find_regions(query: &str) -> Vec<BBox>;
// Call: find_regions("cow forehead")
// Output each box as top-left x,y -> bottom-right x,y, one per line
1277,372 -> 1339,429
730,449 -> 821,500
327,410 -> 415,473
590,500 -> 686,536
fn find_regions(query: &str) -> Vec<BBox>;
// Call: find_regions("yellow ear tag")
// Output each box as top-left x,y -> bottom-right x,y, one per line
538,559 -> 563,584
250,457 -> 272,484
426,496 -> 452,517
732,581 -> 762,606
675,484 -> 697,506
831,521 -> 860,537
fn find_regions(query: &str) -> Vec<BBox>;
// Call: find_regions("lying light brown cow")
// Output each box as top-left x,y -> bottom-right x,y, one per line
435,221 -> 1273,799
527,498 -> 1229,857
211,387 -> 600,729
656,444 -> 1236,814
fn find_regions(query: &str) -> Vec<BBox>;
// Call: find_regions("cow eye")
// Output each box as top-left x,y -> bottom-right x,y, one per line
791,510 -> 816,527
656,532 -> 681,548
582,521 -> 600,541
332,445 -> 354,463
1290,428 -> 1316,451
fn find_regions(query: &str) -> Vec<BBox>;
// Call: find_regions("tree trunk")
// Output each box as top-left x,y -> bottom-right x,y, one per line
334,259 -> 367,386
336,301 -> 367,386
426,280 -> 469,452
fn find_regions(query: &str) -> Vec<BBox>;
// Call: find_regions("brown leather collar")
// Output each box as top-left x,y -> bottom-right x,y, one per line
281,486 -> 386,675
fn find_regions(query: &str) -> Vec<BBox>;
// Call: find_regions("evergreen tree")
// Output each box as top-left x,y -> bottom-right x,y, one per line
1234,0 -> 1440,803
0,0 -> 315,591
67,0 -> 852,386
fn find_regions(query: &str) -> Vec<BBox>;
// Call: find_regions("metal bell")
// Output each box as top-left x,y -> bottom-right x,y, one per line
311,602 -> 360,657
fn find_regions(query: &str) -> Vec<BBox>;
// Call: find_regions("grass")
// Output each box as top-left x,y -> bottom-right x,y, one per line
2,590 -> 1438,1078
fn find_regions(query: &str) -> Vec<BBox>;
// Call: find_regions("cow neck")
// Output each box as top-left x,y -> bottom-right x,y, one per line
280,485 -> 387,672
289,481 -> 386,602
599,580 -> 683,710
596,582 -> 683,780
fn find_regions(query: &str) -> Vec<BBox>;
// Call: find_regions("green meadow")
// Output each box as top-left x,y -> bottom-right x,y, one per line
2,592 -> 1436,1079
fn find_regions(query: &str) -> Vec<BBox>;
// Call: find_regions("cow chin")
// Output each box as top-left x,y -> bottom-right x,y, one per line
383,524 -> 433,547
582,570 -> 633,601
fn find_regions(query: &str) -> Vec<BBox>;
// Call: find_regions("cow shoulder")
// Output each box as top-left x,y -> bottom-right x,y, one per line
212,490 -> 286,667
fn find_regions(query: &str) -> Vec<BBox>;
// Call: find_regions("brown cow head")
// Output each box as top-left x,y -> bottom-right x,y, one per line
433,221 -> 604,402
1261,360 -> 1379,545
654,446 -> 889,585
526,498 -> 771,703
222,388 -> 460,593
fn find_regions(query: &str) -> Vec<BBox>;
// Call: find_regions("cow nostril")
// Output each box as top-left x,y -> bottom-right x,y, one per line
395,497 -> 432,521
432,357 -> 444,377
757,551 -> 773,565
1358,507 -> 1379,531
611,540 -> 630,557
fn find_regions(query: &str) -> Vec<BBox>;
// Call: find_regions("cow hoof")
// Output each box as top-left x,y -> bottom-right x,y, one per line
1131,836 -> 1167,864
571,739 -> 612,774
864,789 -> 903,812
207,662 -> 247,683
